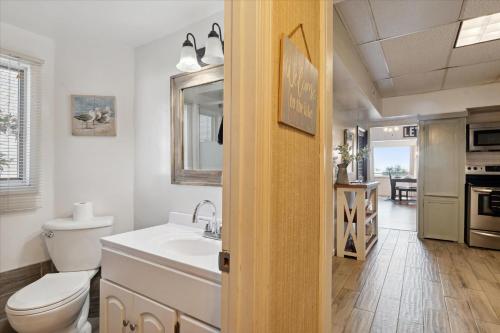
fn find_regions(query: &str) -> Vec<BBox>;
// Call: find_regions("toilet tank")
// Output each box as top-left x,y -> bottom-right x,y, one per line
42,217 -> 113,272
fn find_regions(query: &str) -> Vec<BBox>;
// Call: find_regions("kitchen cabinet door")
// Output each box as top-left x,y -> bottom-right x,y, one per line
133,292 -> 177,333
100,279 -> 134,333
423,196 -> 459,241
179,314 -> 220,333
419,117 -> 466,242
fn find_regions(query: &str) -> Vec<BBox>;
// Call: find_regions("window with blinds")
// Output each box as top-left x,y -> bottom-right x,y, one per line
0,52 -> 42,212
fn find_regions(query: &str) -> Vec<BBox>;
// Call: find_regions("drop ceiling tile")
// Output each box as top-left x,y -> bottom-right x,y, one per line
381,23 -> 460,76
444,59 -> 500,89
461,0 -> 500,19
449,38 -> 500,66
336,0 -> 378,44
359,41 -> 390,81
376,78 -> 394,97
370,0 -> 463,39
379,70 -> 445,97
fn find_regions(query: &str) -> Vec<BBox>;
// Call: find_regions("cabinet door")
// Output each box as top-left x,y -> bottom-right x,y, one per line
422,118 -> 463,197
134,293 -> 177,333
100,280 -> 134,333
419,117 -> 465,242
423,196 -> 459,241
179,314 -> 220,333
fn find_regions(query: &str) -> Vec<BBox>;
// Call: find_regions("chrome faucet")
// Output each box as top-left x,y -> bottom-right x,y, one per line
192,200 -> 221,240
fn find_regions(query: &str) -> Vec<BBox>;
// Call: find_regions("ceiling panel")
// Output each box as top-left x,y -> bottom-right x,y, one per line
444,59 -> 500,89
381,23 -> 460,76
336,0 -> 378,44
377,70 -> 445,97
359,41 -> 390,81
449,38 -> 500,66
370,0 -> 463,39
461,0 -> 500,20
376,78 -> 395,97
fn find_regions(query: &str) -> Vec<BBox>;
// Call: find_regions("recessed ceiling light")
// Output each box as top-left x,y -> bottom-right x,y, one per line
455,12 -> 500,48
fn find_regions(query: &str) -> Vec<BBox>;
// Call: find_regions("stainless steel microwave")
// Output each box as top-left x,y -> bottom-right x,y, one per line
468,122 -> 500,152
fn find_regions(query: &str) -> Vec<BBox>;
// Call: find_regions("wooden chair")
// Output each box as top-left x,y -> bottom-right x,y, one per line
389,171 -> 403,200
398,186 -> 417,201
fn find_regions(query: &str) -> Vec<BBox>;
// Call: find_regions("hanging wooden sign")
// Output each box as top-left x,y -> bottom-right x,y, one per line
279,24 -> 318,135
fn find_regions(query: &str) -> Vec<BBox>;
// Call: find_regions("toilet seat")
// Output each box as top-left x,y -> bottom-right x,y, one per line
6,271 -> 89,316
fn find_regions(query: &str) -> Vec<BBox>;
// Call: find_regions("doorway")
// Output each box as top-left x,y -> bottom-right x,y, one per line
369,125 -> 418,231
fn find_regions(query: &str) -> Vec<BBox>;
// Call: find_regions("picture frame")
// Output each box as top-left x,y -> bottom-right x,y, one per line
71,95 -> 116,136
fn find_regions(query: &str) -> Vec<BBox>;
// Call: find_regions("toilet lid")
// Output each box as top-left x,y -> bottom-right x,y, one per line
7,272 -> 89,311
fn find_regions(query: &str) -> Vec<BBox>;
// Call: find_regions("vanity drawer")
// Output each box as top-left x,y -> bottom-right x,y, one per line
101,248 -> 221,328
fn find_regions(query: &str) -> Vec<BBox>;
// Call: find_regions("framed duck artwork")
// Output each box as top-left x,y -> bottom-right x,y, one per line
71,95 -> 116,136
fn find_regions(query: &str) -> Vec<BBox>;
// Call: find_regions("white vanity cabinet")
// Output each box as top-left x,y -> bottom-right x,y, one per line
100,280 -> 177,333
99,222 -> 222,333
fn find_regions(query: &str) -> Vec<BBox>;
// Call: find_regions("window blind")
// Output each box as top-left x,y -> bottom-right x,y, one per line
0,51 -> 42,212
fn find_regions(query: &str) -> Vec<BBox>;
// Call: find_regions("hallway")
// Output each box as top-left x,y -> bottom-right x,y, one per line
378,198 -> 416,232
332,229 -> 500,333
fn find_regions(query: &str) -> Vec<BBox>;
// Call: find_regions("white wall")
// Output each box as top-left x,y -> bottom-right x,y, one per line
134,12 -> 223,229
53,40 -> 135,234
0,23 -> 55,272
382,82 -> 500,117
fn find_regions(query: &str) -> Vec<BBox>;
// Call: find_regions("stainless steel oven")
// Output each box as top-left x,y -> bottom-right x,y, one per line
468,122 -> 500,152
469,186 -> 500,250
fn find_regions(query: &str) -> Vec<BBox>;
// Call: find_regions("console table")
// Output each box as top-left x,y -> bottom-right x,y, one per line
335,181 -> 379,260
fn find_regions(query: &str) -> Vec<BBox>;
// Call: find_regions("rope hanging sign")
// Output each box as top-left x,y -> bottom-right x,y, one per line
279,23 -> 318,135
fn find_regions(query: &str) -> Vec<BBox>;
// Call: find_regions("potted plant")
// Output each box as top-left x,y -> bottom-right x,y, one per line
335,144 -> 369,184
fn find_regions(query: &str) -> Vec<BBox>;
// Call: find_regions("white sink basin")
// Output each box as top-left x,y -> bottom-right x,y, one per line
101,222 -> 222,282
164,238 -> 220,256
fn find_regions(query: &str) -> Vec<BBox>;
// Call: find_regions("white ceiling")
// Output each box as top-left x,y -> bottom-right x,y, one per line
335,0 -> 500,98
0,0 -> 224,47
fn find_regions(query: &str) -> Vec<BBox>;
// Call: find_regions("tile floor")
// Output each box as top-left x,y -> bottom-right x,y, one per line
378,197 -> 417,232
332,228 -> 500,333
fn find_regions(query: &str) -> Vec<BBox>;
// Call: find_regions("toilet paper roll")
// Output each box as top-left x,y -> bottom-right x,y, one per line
73,202 -> 94,221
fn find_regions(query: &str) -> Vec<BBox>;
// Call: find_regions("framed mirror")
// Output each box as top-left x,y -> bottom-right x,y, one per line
171,65 -> 223,186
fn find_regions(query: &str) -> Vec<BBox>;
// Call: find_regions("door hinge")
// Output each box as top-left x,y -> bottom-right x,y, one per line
218,250 -> 230,273
174,321 -> 180,333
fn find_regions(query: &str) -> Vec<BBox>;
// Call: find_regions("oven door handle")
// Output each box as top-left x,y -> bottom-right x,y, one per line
472,231 -> 500,239
472,188 -> 493,193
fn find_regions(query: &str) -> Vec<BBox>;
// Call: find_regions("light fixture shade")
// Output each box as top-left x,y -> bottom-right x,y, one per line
176,45 -> 201,72
202,36 -> 224,65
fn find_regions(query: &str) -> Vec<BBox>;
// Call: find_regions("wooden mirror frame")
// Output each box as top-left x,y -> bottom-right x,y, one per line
170,65 -> 224,186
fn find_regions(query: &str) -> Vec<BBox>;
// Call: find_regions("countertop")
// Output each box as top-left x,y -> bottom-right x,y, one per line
101,223 -> 222,283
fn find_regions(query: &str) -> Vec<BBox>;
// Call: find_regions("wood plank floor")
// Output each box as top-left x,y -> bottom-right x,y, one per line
332,228 -> 500,333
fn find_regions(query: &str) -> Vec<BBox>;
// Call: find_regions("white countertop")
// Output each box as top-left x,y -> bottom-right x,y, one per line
101,222 -> 222,283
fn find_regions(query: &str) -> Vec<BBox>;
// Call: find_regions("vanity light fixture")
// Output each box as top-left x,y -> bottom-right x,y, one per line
177,23 -> 224,73
176,33 -> 202,73
202,23 -> 224,65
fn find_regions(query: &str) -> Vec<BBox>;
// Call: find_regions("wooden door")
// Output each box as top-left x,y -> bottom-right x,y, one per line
222,0 -> 333,332
179,314 -> 220,333
418,117 -> 466,242
100,280 -> 134,333
133,293 -> 177,333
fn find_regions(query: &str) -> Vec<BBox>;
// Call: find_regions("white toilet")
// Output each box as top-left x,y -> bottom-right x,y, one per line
6,217 -> 113,333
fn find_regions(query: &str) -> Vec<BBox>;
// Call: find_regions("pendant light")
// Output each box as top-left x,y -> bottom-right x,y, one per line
176,33 -> 202,73
201,23 -> 224,65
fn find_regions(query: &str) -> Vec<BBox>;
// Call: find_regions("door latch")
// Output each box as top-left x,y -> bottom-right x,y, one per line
218,250 -> 230,273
